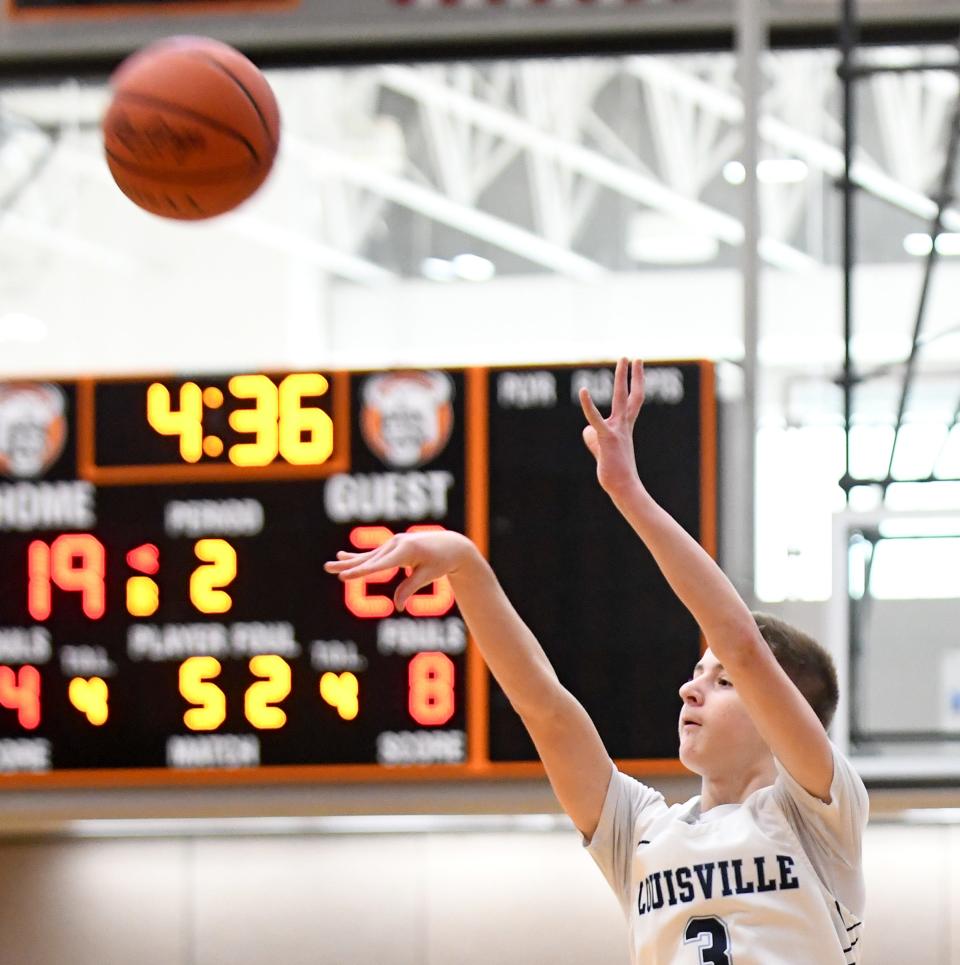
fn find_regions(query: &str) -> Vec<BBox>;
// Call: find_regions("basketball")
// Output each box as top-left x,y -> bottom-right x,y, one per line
102,36 -> 281,220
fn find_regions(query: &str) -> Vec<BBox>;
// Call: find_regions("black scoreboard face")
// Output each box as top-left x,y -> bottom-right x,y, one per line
0,363 -> 714,787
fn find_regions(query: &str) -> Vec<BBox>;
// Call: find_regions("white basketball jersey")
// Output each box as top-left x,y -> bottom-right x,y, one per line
586,742 -> 868,965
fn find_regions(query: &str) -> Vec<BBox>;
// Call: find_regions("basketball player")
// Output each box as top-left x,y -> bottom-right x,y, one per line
325,358 -> 868,964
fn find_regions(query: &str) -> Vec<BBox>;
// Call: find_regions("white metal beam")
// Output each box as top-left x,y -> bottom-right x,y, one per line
286,135 -> 606,281
380,64 -> 815,272
626,55 -> 960,233
227,217 -> 397,286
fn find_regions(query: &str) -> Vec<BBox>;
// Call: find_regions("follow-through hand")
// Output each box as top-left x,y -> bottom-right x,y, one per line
324,530 -> 472,612
579,357 -> 645,497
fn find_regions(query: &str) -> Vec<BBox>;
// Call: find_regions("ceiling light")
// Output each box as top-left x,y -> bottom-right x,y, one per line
420,257 -> 456,282
452,253 -> 495,282
904,233 -> 934,256
723,161 -> 746,185
421,255 -> 496,283
723,159 -> 808,185
758,159 -> 808,184
903,233 -> 960,257
936,234 -> 960,255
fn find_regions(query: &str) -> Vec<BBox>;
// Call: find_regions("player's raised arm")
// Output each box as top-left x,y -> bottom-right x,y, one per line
324,529 -> 613,837
580,359 -> 835,803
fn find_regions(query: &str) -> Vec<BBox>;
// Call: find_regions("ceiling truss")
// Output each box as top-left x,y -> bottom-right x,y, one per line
0,48 -> 958,285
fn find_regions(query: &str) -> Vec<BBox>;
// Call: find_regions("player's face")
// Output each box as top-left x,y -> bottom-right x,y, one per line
677,648 -> 770,776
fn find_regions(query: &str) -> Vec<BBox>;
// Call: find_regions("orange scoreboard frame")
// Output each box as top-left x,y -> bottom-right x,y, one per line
0,361 -> 715,789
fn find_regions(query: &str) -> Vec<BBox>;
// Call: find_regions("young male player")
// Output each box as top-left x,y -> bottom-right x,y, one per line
325,358 -> 868,964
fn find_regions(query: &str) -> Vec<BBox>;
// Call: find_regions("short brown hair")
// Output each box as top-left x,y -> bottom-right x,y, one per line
751,612 -> 839,730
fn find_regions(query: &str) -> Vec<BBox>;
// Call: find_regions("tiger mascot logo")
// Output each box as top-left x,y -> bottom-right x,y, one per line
360,371 -> 454,468
0,382 -> 68,479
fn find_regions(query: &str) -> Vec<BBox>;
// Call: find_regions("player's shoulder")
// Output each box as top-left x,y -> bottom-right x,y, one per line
756,742 -> 869,854
585,767 -> 672,853
774,741 -> 869,814
605,767 -> 673,825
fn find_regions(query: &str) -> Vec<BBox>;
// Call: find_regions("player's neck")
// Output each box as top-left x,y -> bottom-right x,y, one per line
698,759 -> 777,813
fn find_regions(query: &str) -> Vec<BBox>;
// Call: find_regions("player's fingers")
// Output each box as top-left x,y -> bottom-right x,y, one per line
627,359 -> 645,417
394,565 -> 433,612
327,544 -> 387,565
579,386 -> 605,431
612,357 -> 629,414
582,425 -> 599,460
337,561 -> 401,581
324,557 -> 370,574
325,544 -> 402,576
323,549 -> 373,572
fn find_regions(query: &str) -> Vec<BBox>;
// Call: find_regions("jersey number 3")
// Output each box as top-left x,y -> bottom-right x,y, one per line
684,916 -> 733,965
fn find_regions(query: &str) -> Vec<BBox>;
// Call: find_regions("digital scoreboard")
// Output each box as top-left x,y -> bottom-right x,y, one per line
0,362 -> 714,787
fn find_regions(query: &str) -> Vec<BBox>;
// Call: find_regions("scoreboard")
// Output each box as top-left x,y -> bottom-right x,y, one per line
0,362 -> 714,788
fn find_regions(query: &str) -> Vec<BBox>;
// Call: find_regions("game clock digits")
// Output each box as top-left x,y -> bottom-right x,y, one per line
0,363 -> 714,787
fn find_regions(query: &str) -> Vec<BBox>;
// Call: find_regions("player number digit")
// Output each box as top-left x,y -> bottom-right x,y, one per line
683,916 -> 733,965
245,655 -> 291,729
179,656 -> 226,731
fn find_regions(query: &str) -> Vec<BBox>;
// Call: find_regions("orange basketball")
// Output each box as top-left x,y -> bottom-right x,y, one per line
102,36 -> 280,220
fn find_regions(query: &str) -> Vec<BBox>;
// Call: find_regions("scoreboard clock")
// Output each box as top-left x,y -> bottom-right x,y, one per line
0,362 -> 714,788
